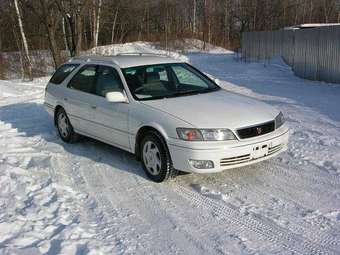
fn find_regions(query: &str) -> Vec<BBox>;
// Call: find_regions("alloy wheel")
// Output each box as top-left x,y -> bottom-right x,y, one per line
57,112 -> 70,138
142,141 -> 162,175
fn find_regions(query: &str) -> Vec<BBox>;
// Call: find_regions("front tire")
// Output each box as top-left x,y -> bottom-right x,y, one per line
141,131 -> 178,182
56,108 -> 79,143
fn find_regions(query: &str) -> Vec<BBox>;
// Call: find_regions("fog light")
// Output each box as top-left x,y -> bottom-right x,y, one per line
189,159 -> 214,169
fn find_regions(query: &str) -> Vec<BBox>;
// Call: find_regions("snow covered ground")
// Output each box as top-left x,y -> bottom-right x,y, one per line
0,43 -> 340,254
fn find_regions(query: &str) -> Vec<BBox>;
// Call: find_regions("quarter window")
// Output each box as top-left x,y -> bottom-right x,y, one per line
68,65 -> 97,93
50,64 -> 79,84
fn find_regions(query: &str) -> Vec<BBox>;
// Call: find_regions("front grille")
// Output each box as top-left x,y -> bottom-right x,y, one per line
268,144 -> 283,155
220,143 -> 283,167
220,154 -> 251,166
237,121 -> 275,139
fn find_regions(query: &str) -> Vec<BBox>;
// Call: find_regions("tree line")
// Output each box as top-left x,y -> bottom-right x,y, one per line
0,0 -> 339,80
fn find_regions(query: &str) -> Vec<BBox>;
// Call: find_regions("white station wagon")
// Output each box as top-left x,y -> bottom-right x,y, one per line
44,54 -> 289,182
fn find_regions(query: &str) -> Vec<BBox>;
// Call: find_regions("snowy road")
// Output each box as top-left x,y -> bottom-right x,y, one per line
0,52 -> 340,254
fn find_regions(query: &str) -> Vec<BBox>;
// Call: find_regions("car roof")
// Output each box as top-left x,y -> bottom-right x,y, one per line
68,54 -> 184,68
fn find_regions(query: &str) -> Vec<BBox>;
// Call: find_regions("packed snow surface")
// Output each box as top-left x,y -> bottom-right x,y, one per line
0,42 -> 340,254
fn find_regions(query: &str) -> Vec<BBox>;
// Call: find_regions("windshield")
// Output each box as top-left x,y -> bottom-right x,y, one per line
122,63 -> 220,100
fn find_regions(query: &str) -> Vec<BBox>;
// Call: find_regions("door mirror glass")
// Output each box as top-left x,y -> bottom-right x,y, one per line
106,91 -> 127,103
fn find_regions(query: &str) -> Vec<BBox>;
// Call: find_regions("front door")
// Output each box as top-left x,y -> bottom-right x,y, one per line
91,65 -> 130,150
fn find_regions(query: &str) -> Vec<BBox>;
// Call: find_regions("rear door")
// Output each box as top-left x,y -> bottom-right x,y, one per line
64,65 -> 99,134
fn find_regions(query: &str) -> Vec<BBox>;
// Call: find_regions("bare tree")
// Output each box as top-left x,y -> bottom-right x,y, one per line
95,0 -> 102,46
1,0 -> 340,75
62,17 -> 69,54
322,0 -> 337,23
111,3 -> 120,43
55,0 -> 91,56
91,0 -> 102,47
193,0 -> 197,34
14,0 -> 32,80
23,0 -> 63,68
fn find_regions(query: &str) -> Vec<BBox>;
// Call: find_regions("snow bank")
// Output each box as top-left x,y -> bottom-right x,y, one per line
85,41 -> 189,62
85,39 -> 232,59
177,39 -> 233,54
0,163 -> 108,254
1,39 -> 231,79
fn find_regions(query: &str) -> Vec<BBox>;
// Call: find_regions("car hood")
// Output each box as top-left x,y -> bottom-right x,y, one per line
141,90 -> 279,130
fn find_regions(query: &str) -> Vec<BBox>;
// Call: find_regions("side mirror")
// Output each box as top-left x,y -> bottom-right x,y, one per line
106,91 -> 127,103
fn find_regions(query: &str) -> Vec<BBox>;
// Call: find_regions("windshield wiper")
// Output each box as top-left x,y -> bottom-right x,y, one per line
166,88 -> 218,98
138,87 -> 220,100
166,90 -> 200,98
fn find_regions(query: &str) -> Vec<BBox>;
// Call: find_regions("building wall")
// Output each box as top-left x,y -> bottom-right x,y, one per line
242,27 -> 340,84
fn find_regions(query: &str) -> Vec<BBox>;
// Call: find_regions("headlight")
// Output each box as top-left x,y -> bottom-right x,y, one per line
177,128 -> 236,141
275,112 -> 285,129
176,128 -> 203,141
200,129 -> 236,141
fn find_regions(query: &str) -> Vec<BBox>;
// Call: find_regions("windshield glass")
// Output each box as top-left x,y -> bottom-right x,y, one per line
122,63 -> 220,100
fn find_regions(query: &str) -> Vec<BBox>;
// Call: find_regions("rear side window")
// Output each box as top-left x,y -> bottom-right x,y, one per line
50,64 -> 79,84
68,65 -> 97,93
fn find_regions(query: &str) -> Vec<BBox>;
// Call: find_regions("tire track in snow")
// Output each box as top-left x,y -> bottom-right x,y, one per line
67,143 -> 255,254
47,152 -> 135,254
68,149 -> 187,254
27,128 -> 338,255
176,160 -> 340,251
172,183 -> 338,255
266,161 -> 340,188
93,160 -> 219,254
63,139 -> 224,254
132,183 -> 220,254
225,163 -> 340,250
217,161 -> 340,225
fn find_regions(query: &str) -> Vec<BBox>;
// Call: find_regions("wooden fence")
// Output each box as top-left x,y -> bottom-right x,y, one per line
241,26 -> 340,84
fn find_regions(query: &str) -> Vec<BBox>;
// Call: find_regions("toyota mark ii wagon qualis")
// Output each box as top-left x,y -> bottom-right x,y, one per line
44,54 -> 289,182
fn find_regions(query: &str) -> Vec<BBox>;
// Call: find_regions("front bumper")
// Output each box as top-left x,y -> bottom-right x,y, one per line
167,125 -> 289,173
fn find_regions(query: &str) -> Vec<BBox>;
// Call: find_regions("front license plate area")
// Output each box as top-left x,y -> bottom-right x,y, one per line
251,144 -> 268,159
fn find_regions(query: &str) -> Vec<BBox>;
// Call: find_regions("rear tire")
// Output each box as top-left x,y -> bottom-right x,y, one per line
56,108 -> 79,143
140,131 -> 178,182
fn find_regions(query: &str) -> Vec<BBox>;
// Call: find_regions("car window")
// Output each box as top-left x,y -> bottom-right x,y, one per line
50,64 -> 79,84
159,69 -> 168,82
171,65 -> 207,88
95,66 -> 123,97
68,65 -> 97,94
122,63 -> 219,100
146,66 -> 168,82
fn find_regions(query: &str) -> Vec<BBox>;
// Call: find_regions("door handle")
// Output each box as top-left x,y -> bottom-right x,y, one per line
91,105 -> 97,109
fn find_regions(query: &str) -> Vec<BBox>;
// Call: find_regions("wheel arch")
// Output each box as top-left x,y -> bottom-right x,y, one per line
134,125 -> 168,161
54,105 -> 64,126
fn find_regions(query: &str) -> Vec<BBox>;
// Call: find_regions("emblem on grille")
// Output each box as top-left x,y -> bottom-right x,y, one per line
256,127 -> 263,135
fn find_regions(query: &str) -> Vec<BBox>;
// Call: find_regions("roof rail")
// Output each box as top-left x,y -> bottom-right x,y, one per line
68,55 -> 118,65
114,52 -> 171,57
